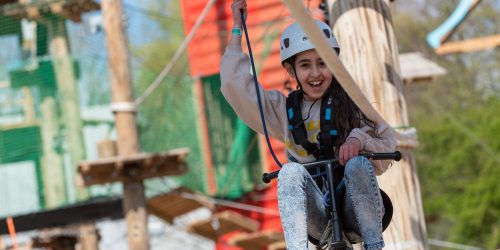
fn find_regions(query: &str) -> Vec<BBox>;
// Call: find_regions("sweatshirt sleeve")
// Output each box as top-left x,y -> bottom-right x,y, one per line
347,122 -> 397,175
220,45 -> 287,142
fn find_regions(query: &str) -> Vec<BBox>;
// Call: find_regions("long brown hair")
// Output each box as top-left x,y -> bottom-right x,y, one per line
284,56 -> 376,150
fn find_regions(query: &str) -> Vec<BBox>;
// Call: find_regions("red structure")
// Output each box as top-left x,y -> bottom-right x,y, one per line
180,1 -> 324,248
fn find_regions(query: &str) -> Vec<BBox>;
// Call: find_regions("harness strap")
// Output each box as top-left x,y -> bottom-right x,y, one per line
286,89 -> 338,160
286,90 -> 321,158
318,95 -> 337,159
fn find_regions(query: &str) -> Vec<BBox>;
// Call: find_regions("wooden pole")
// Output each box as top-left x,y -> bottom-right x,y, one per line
78,224 -> 99,250
436,34 -> 500,55
0,236 -> 5,250
193,77 -> 217,194
76,141 -> 114,250
101,0 -> 149,249
325,0 -> 428,248
21,88 -> 35,122
40,96 -> 67,207
48,16 -> 88,202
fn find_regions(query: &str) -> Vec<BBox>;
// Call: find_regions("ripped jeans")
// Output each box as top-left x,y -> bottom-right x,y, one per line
277,156 -> 385,250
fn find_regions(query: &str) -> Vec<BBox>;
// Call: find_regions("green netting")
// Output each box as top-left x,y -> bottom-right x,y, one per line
137,74 -> 208,195
0,125 -> 44,209
1,3 -> 105,214
201,74 -> 261,198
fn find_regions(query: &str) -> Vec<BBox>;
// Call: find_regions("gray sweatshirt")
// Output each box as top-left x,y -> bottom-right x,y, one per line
220,45 -> 397,175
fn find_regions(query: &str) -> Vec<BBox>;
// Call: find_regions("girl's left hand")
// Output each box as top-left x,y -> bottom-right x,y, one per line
338,137 -> 361,165
231,0 -> 247,27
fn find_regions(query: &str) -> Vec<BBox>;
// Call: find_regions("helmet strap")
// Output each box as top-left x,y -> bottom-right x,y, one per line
291,65 -> 303,90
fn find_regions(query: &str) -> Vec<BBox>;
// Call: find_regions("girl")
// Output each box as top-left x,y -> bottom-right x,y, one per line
221,1 -> 397,249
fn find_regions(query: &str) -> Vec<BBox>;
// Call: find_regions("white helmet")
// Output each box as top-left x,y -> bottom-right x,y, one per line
280,20 -> 339,64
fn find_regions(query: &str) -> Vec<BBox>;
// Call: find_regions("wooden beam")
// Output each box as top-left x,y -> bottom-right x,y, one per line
187,211 -> 260,240
228,231 -> 284,250
0,197 -> 122,235
0,1 -> 99,22
436,34 -> 500,55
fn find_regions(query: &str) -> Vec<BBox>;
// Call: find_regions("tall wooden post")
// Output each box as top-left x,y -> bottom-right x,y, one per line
0,236 -> 5,250
78,223 -> 99,250
327,0 -> 427,249
40,95 -> 67,207
101,0 -> 149,249
48,16 -> 87,201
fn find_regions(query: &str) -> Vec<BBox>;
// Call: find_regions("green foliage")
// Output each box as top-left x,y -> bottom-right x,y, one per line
132,1 -> 207,194
394,1 -> 500,248
416,98 -> 500,248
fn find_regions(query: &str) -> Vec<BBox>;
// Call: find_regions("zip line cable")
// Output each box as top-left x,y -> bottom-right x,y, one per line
154,179 -> 280,216
134,0 -> 216,106
177,191 -> 280,216
123,3 -> 183,23
428,238 -> 484,250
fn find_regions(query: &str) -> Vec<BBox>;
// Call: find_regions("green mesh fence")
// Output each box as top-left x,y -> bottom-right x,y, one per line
137,74 -> 207,196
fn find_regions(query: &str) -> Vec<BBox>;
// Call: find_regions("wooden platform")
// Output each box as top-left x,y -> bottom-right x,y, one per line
399,52 -> 446,84
0,0 -> 16,5
32,235 -> 78,249
187,210 -> 260,240
228,230 -> 284,250
147,188 -> 214,223
0,0 -> 100,22
27,227 -> 81,250
77,148 -> 189,186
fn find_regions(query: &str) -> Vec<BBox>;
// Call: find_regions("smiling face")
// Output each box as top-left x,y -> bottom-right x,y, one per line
285,49 -> 333,101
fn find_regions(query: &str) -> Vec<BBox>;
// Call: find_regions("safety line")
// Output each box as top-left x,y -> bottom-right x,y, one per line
177,191 -> 280,216
135,0 -> 216,106
154,179 -> 279,216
